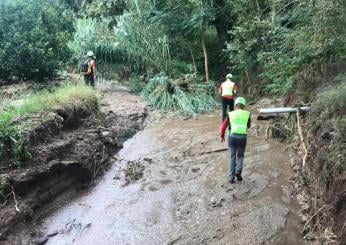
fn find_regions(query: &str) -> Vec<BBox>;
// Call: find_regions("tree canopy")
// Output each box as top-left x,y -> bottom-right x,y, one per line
0,0 -> 74,80
0,0 -> 345,93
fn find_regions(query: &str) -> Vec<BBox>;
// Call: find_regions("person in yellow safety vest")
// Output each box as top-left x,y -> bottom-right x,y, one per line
83,51 -> 97,87
220,97 -> 251,184
219,74 -> 239,121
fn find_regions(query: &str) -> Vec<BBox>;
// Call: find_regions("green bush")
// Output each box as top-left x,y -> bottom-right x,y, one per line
0,124 -> 31,167
314,82 -> 346,118
128,76 -> 144,94
0,0 -> 73,80
225,0 -> 346,95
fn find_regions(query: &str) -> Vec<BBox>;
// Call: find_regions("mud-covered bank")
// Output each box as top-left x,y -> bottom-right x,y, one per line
0,88 -> 147,240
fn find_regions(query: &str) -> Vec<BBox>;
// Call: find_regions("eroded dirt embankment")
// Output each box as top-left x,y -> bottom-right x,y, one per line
0,89 -> 146,239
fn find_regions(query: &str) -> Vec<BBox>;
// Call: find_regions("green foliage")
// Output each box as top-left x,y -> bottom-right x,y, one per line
69,18 -> 123,63
226,0 -> 346,95
314,81 -> 346,119
141,74 -> 217,116
0,83 -> 99,167
0,0 -> 74,80
0,178 -> 10,204
72,0 -> 222,79
0,124 -> 31,167
115,12 -> 171,73
0,84 -> 99,124
128,76 -> 145,94
309,81 -> 346,187
83,0 -> 126,22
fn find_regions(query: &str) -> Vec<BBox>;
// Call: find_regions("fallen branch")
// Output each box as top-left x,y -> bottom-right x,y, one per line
296,109 -> 308,167
303,205 -> 325,232
265,123 -> 271,140
1,192 -> 13,207
11,186 -> 20,212
93,146 -> 106,179
203,148 -> 228,154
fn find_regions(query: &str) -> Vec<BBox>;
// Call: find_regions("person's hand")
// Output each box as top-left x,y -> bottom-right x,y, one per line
220,137 -> 225,143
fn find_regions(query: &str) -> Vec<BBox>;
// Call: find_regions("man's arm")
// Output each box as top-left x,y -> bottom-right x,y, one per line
247,114 -> 251,128
218,84 -> 222,95
233,83 -> 239,96
220,117 -> 229,142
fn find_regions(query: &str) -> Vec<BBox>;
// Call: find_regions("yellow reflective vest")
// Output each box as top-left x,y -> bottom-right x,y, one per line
228,109 -> 251,135
221,81 -> 235,97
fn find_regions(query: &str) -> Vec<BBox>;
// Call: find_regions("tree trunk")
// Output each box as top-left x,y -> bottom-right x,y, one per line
202,37 -> 209,83
189,46 -> 197,77
245,70 -> 251,94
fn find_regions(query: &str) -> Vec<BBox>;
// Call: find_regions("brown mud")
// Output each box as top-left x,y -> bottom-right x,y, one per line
0,88 -> 147,241
6,98 -> 309,244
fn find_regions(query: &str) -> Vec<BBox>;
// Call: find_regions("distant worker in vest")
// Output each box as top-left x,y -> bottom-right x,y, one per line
220,97 -> 251,184
81,51 -> 96,87
219,74 -> 238,121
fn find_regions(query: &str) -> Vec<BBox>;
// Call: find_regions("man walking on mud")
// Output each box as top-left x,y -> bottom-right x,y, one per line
220,97 -> 251,184
219,74 -> 238,121
82,51 -> 96,87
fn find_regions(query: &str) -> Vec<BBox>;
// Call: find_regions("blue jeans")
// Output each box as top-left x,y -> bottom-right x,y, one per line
228,134 -> 247,178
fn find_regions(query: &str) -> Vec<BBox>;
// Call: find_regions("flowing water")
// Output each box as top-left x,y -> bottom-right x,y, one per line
24,109 -> 307,245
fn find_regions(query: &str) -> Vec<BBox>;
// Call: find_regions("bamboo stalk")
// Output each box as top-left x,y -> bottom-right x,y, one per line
201,37 -> 209,83
189,46 -> 197,77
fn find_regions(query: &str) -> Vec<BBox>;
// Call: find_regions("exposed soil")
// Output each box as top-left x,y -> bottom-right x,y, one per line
0,88 -> 147,240
6,98 -> 310,245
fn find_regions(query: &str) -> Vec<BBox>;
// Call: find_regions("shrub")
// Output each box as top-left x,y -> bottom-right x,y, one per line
128,76 -> 144,94
314,82 -> 346,119
0,0 -> 73,81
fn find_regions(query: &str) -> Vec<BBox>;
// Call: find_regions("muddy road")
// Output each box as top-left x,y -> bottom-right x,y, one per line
16,99 -> 306,245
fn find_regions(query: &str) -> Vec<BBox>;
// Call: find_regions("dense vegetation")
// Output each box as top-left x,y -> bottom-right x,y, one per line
67,0 -> 346,94
2,0 -> 345,95
0,0 -> 345,241
0,0 -> 74,80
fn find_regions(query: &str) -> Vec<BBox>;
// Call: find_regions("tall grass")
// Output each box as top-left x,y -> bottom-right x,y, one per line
0,84 -> 99,124
69,18 -> 124,63
115,13 -> 171,73
141,75 -> 217,116
0,83 -> 99,167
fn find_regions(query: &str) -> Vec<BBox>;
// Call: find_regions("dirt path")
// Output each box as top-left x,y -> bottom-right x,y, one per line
14,98 -> 307,245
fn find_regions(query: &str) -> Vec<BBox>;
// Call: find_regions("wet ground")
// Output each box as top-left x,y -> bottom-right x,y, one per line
25,105 -> 307,245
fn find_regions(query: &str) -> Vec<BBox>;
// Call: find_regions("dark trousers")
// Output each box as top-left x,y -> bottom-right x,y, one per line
222,97 -> 234,121
84,74 -> 95,87
228,134 -> 247,178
